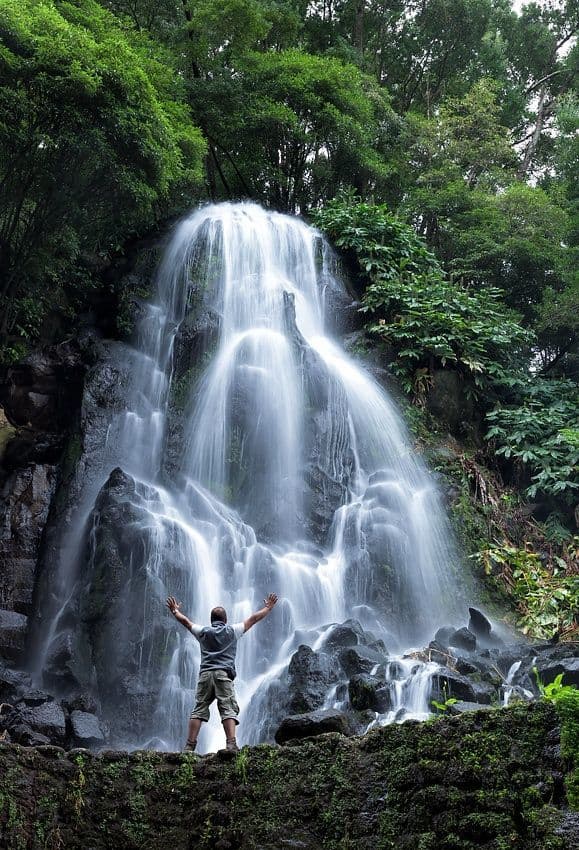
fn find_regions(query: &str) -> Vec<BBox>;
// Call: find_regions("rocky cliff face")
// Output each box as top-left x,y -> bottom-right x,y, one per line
0,702 -> 577,850
0,343 -> 85,665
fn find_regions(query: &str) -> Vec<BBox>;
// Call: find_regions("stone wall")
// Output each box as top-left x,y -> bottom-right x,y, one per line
0,702 -> 577,850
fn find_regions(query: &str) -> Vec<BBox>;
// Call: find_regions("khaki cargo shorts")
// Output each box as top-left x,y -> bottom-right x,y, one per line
190,669 -> 240,724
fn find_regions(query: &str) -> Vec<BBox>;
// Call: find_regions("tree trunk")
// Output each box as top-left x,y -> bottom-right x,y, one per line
517,86 -> 548,179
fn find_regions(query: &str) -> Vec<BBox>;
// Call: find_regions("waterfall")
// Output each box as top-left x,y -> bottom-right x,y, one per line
36,202 -> 464,752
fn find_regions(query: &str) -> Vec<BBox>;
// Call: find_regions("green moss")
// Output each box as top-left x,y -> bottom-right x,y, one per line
554,687 -> 579,809
0,704 -> 574,849
174,753 -> 198,788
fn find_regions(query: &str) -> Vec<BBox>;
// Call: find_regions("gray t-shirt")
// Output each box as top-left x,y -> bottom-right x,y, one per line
190,620 -> 245,677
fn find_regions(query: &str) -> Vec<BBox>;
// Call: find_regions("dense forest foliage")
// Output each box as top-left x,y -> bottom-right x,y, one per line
0,1 -> 577,629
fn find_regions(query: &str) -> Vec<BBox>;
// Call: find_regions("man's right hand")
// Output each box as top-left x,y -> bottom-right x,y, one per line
167,596 -> 181,616
243,592 -> 279,633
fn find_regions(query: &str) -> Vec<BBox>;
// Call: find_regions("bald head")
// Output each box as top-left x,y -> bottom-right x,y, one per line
210,606 -> 227,624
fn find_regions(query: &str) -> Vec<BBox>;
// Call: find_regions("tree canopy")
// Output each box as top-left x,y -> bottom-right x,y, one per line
0,0 -> 205,350
0,0 -> 577,392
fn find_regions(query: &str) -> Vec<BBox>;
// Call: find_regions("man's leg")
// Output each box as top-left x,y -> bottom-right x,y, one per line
187,717 -> 203,750
187,672 -> 213,751
214,671 -> 240,751
222,717 -> 237,750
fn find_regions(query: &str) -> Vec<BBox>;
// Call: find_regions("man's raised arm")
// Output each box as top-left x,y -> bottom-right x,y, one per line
167,596 -> 196,633
243,593 -> 278,633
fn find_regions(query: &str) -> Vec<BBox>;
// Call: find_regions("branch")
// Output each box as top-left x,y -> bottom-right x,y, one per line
539,336 -> 577,374
524,68 -> 567,96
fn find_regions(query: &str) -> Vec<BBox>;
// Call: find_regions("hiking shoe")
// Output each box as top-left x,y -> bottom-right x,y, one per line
225,738 -> 239,753
184,739 -> 197,753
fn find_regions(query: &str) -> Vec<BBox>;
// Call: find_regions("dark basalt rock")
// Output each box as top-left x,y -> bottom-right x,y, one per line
469,681 -> 498,705
275,709 -> 351,744
454,656 -> 479,676
2,430 -> 65,470
434,625 -> 455,647
0,463 -> 58,619
494,642 -> 579,696
16,688 -> 53,707
0,343 -> 84,432
287,645 -> 337,714
321,620 -> 364,650
64,692 -> 101,715
0,702 -> 572,849
283,291 -> 354,544
339,645 -> 388,677
449,626 -> 476,652
448,701 -> 495,715
427,640 -> 454,665
0,609 -> 28,661
245,619 -> 390,745
535,655 -> 579,687
18,700 -> 67,744
70,711 -> 105,747
0,663 -> 31,701
76,467 -> 187,745
468,607 -> 492,639
43,632 -> 84,691
23,339 -> 134,680
348,674 -> 391,712
171,305 -> 220,390
4,722 -> 51,747
431,667 -> 477,703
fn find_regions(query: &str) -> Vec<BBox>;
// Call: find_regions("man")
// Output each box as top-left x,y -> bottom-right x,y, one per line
166,592 -> 278,753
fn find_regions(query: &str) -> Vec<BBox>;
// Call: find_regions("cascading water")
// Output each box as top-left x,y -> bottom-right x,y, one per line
36,202 -> 465,752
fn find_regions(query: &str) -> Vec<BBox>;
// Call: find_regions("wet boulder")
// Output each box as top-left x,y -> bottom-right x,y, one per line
348,674 -> 391,712
456,648 -> 504,686
339,645 -> 387,678
454,656 -> 479,676
503,685 -> 534,704
275,709 -> 351,745
43,631 -> 85,692
468,608 -> 492,640
431,668 -> 477,704
448,701 -> 495,716
535,655 -> 579,688
172,305 -> 220,389
64,692 -> 101,716
469,681 -> 498,705
2,431 -> 64,471
320,619 -> 364,651
0,663 -> 31,702
3,718 -> 51,747
19,700 -> 66,744
302,463 -> 350,544
16,688 -> 53,708
427,640 -> 454,666
70,711 -> 105,748
323,286 -> 364,336
287,645 -> 336,714
449,627 -> 476,653
434,626 -> 456,648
